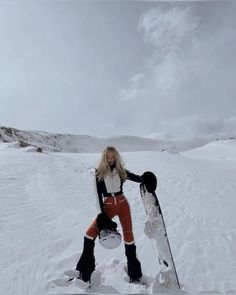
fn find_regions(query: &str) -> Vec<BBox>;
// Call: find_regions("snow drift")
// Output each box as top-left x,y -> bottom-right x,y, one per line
1,138 -> 236,294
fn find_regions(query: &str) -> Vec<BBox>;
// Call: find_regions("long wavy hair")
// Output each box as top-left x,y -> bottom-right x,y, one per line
96,146 -> 127,182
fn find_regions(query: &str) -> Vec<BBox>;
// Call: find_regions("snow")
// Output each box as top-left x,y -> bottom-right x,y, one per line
183,139 -> 236,161
1,140 -> 236,294
0,126 -> 180,153
2,125 -> 233,154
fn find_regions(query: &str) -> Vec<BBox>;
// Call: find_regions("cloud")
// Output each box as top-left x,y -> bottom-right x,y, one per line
118,6 -> 199,100
138,6 -> 199,54
117,73 -> 147,102
160,116 -> 236,138
116,3 -> 236,139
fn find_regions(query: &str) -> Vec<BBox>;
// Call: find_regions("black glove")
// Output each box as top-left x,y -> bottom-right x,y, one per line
140,175 -> 144,185
96,212 -> 117,231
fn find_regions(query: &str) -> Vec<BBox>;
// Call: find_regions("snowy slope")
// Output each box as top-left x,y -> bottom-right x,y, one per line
1,126 -> 232,153
1,142 -> 236,294
182,139 -> 236,160
0,126 -> 178,153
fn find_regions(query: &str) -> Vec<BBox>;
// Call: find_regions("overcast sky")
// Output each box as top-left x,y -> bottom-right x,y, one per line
0,0 -> 236,139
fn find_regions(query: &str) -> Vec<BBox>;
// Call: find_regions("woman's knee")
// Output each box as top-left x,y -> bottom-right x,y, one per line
123,232 -> 135,244
85,218 -> 99,239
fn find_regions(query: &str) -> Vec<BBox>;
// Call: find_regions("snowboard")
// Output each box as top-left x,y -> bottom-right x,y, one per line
140,183 -> 181,289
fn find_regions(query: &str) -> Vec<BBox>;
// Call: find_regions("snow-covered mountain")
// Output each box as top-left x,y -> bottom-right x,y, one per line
1,138 -> 236,294
1,126 -> 231,153
0,126 -> 179,153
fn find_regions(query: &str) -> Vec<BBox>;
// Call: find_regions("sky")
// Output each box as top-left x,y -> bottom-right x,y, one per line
0,0 -> 236,139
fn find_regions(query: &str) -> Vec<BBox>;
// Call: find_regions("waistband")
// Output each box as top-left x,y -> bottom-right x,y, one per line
104,191 -> 123,197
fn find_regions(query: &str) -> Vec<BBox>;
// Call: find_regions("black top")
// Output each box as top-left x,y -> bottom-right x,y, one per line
95,169 -> 142,212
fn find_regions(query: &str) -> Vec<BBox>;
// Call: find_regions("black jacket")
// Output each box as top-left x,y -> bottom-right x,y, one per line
95,169 -> 142,212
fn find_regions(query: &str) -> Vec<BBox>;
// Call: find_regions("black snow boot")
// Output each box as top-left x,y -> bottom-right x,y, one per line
76,236 -> 95,282
125,244 -> 142,281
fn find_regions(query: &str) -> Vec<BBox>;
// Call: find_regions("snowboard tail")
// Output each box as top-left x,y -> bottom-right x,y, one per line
140,184 -> 180,289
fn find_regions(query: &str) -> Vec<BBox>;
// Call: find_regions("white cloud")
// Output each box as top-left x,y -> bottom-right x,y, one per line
157,116 -> 236,139
117,6 -> 200,102
116,3 -> 236,139
117,73 -> 147,102
138,6 -> 199,54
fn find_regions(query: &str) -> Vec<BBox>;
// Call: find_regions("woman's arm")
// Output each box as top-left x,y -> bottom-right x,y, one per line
95,176 -> 104,213
126,169 -> 142,183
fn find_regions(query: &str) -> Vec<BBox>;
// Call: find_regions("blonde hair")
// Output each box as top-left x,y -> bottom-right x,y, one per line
96,146 -> 127,182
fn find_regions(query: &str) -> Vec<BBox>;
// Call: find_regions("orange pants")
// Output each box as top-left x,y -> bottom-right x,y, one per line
85,195 -> 135,244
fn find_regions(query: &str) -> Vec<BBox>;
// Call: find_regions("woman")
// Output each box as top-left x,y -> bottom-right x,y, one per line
75,146 -> 144,284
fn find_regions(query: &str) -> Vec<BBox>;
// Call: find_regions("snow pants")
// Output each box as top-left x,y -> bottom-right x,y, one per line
85,194 -> 135,244
76,195 -> 142,281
